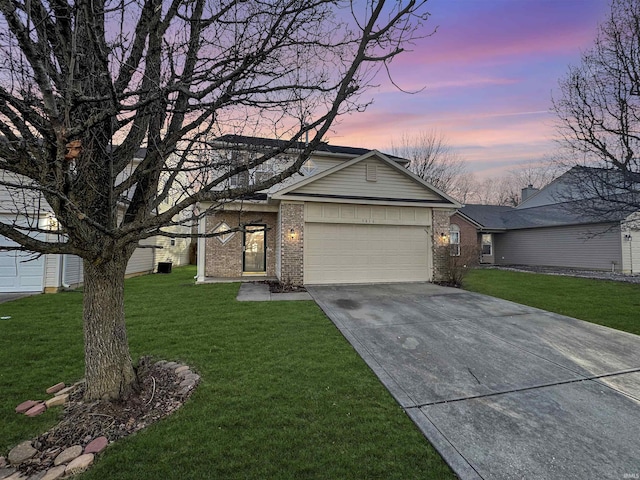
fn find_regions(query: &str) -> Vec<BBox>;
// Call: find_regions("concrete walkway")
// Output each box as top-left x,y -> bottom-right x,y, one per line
308,283 -> 640,480
236,282 -> 312,301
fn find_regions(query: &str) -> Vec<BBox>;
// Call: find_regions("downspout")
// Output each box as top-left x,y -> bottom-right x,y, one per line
59,254 -> 70,289
196,207 -> 206,282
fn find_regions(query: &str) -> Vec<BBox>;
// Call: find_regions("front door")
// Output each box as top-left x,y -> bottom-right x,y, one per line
243,225 -> 266,273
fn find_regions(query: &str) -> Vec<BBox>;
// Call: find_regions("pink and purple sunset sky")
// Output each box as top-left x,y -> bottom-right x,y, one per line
327,0 -> 611,178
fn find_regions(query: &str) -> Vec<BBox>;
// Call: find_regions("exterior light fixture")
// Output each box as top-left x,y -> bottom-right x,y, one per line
289,228 -> 296,240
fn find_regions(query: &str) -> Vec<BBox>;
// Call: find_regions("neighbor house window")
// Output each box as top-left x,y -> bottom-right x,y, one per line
449,224 -> 460,256
481,234 -> 492,256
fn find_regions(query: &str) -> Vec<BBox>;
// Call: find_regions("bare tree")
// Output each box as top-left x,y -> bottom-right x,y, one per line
391,130 -> 468,200
465,160 -> 558,206
0,0 -> 430,401
552,0 -> 640,217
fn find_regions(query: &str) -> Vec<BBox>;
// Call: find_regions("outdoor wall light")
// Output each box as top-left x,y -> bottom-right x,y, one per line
439,232 -> 449,244
289,228 -> 296,240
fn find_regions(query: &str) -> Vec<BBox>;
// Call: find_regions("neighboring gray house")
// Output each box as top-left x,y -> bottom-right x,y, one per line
454,167 -> 640,274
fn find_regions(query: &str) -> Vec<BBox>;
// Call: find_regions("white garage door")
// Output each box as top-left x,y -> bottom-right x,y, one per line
0,243 -> 45,292
304,223 -> 431,284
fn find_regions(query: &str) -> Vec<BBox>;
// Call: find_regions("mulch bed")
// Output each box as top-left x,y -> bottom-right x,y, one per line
16,357 -> 194,477
266,280 -> 307,293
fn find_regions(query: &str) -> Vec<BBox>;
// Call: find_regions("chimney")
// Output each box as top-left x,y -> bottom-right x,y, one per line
521,184 -> 539,202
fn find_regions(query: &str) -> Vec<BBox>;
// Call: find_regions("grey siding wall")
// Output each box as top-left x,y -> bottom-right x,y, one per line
126,241 -> 155,275
494,223 -> 623,271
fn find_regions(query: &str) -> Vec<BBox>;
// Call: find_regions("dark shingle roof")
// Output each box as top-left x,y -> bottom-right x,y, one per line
458,204 -> 513,230
215,134 -> 408,163
460,201 -> 630,231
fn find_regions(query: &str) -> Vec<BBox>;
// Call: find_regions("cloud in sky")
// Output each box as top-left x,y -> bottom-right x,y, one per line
328,0 -> 611,178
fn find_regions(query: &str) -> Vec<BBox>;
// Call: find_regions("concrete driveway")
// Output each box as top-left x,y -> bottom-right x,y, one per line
307,283 -> 640,480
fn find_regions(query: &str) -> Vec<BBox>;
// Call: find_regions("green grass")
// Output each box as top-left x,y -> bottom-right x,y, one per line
463,269 -> 640,335
0,267 -> 453,479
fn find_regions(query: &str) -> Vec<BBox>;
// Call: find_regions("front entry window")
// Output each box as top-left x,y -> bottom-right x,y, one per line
243,225 -> 266,273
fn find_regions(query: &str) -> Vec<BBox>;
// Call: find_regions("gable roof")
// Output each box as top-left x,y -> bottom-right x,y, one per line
272,150 -> 461,207
215,134 -> 409,164
517,165 -> 640,209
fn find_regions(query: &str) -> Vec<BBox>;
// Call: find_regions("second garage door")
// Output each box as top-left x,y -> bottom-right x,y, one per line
304,222 -> 431,284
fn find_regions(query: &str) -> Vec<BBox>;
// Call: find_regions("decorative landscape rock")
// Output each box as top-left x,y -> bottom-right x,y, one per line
52,386 -> 74,397
14,401 -> 38,414
24,404 -> 46,417
53,445 -> 82,466
45,383 -> 65,395
7,442 -> 36,465
0,467 -> 17,479
39,465 -> 66,480
4,471 -> 27,480
64,454 -> 94,475
44,395 -> 68,409
6,360 -> 199,479
26,470 -> 48,480
83,437 -> 108,455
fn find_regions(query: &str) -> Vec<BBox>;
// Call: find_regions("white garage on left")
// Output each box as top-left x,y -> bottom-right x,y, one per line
0,168 -> 190,294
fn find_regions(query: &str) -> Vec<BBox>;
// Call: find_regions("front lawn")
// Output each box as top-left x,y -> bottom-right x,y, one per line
0,267 -> 453,479
463,269 -> 640,335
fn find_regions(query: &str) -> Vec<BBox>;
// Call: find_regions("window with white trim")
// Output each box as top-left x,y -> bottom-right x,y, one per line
449,224 -> 460,256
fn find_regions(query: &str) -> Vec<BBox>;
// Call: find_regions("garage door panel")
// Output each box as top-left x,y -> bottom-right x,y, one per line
0,232 -> 45,292
304,223 -> 431,284
0,251 -> 45,292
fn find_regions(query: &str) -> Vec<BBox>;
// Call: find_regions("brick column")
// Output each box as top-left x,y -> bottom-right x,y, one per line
280,202 -> 304,286
432,208 -> 454,282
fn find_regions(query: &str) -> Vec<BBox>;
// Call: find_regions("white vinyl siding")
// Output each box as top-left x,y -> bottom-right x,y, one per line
293,159 -> 440,201
126,241 -> 155,276
63,255 -> 84,286
151,233 -> 190,266
494,223 -> 623,271
0,172 -> 51,215
306,156 -> 343,174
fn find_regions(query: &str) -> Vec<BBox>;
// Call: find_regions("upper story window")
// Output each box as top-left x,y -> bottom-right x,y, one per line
228,150 -> 279,187
449,224 -> 460,256
254,159 -> 275,185
228,151 -> 249,188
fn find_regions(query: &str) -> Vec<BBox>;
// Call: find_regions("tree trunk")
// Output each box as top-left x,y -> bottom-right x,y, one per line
82,254 -> 138,401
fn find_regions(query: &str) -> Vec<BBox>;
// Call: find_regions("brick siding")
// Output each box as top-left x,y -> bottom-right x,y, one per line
279,202 -> 304,286
204,211 -> 277,277
432,208 -> 454,282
